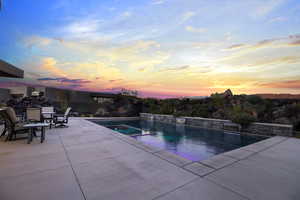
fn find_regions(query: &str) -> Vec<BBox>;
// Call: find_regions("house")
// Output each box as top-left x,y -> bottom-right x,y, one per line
0,60 -> 24,78
0,59 -> 119,113
45,87 -> 117,113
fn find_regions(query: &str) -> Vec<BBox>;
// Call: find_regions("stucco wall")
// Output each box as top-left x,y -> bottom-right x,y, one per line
140,113 -> 293,137
0,88 -> 10,103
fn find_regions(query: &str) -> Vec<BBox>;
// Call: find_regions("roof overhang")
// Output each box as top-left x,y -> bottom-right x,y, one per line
0,60 -> 24,78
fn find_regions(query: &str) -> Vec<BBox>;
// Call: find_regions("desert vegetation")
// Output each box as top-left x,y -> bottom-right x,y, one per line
141,91 -> 300,131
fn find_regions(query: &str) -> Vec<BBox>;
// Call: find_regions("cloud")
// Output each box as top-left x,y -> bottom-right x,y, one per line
138,67 -> 147,72
261,80 -> 300,89
122,11 -> 132,17
152,0 -> 165,5
37,77 -> 92,90
37,77 -> 60,81
37,56 -> 126,91
252,39 -> 278,48
96,40 -> 169,69
27,36 -> 169,75
288,34 -> 300,39
252,0 -> 286,17
62,78 -> 91,84
23,36 -> 52,48
159,65 -> 190,72
269,16 -> 287,23
63,19 -> 101,35
0,78 -> 44,88
40,57 -> 67,77
221,55 -> 300,69
224,32 -> 233,41
224,34 -> 300,52
24,71 -> 43,79
109,79 -> 123,83
247,56 -> 300,67
181,11 -> 196,22
185,26 -> 207,33
288,40 -> 300,46
68,84 -> 83,88
225,44 -> 247,50
157,65 -> 213,76
60,19 -> 104,42
58,18 -> 118,41
235,38 -> 279,50
67,62 -> 124,82
38,77 -> 91,84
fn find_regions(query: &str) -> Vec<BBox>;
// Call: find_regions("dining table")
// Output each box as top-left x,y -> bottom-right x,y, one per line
23,123 -> 49,144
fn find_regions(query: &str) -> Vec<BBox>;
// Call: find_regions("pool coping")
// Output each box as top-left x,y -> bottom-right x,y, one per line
84,117 -> 289,178
84,117 -> 140,121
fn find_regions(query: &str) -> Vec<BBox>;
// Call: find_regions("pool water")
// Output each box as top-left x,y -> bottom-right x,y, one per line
105,125 -> 141,135
91,119 -> 266,161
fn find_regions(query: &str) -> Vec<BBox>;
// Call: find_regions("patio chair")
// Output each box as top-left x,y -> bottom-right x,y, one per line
0,107 -> 30,141
54,107 -> 71,128
26,107 -> 43,136
0,109 -> 7,137
42,107 -> 55,129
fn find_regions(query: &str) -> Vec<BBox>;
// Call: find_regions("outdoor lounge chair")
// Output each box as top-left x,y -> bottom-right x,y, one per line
54,107 -> 71,128
0,107 -> 30,141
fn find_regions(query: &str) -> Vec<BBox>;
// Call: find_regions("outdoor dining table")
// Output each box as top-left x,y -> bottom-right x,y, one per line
23,123 -> 49,144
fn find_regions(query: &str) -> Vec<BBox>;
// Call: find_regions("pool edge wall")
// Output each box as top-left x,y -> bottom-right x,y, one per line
140,113 -> 293,137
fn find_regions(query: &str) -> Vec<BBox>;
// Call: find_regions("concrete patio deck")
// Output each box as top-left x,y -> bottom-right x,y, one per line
0,118 -> 299,200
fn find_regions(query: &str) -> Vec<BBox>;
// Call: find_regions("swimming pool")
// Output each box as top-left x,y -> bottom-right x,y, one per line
90,119 -> 266,161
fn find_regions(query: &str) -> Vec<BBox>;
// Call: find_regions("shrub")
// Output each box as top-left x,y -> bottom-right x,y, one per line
231,112 -> 256,128
211,94 -> 225,108
246,95 -> 264,105
190,104 -> 209,117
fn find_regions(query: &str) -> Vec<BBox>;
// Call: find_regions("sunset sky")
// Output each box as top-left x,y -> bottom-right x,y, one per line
0,0 -> 300,98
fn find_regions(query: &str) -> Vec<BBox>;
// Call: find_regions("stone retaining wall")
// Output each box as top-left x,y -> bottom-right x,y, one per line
140,113 -> 293,137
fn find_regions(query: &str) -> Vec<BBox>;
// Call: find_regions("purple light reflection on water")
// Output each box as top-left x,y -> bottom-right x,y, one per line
133,135 -> 231,161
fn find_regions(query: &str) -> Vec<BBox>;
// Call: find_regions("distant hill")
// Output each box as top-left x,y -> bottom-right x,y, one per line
256,93 -> 300,99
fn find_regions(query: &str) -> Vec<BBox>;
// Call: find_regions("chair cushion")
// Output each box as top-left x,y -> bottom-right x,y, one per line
43,114 -> 53,119
56,116 -> 65,121
27,108 -> 41,122
5,107 -> 19,124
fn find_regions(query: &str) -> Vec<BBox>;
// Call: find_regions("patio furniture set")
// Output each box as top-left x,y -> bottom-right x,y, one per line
0,107 -> 71,144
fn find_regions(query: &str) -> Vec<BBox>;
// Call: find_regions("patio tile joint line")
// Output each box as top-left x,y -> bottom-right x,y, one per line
58,133 -> 87,200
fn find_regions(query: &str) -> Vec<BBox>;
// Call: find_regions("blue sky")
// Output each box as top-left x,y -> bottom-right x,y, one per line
0,0 -> 300,98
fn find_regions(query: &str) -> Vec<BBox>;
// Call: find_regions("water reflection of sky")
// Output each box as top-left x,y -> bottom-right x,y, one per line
94,120 -> 266,161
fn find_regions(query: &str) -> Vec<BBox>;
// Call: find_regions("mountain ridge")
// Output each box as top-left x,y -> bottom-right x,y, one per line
255,93 -> 300,99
